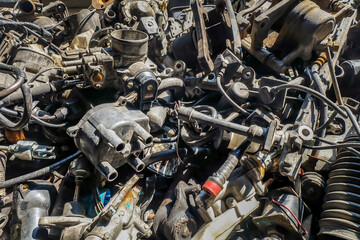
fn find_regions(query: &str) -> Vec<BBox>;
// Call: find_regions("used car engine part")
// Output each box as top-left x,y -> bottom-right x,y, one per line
0,0 -> 358,239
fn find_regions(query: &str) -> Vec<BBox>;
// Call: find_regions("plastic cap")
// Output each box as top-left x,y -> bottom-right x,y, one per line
202,180 -> 222,197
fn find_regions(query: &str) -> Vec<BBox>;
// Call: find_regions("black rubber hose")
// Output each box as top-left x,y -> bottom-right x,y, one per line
216,67 -> 249,116
309,66 -> 329,165
144,149 -> 187,167
340,105 -> 360,138
31,115 -> 68,128
0,84 -> 32,130
1,83 -> 52,105
143,147 -> 210,167
311,67 -> 328,137
158,77 -> 185,100
272,84 -> 347,118
74,9 -> 97,37
316,111 -> 337,134
0,106 -> 68,128
0,151 -> 81,189
0,20 -> 53,41
303,143 -> 360,150
29,67 -> 61,84
0,75 -> 32,130
316,106 -> 360,140
153,136 -> 178,143
0,63 -> 25,98
209,139 -> 250,187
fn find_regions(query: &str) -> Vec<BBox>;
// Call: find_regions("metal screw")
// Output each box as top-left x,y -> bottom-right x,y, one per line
127,81 -> 134,89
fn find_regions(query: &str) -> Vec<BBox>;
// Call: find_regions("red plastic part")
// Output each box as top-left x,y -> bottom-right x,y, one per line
202,180 -> 222,197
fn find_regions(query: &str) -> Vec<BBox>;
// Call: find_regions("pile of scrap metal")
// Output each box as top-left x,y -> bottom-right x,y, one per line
0,0 -> 359,239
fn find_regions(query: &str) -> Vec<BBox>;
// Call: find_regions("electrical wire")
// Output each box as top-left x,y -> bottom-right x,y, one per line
0,106 -> 68,128
29,67 -> 62,84
313,136 -> 360,158
46,21 -> 64,30
303,142 -> 360,150
24,28 -> 61,54
272,84 -> 347,118
340,105 -> 360,138
0,19 -> 53,41
0,64 -> 32,130
272,199 -> 308,235
193,92 -> 219,106
325,46 -> 343,105
315,111 -> 337,133
12,0 -> 19,21
0,150 -> 82,189
153,136 -> 178,143
216,67 -> 249,116
31,115 -> 68,128
0,63 -> 26,98
314,106 -> 360,139
74,9 -> 97,37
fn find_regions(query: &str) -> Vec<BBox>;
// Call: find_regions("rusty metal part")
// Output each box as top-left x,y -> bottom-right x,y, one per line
18,0 -> 42,15
92,0 -> 114,9
250,0 -> 297,51
325,46 -> 343,105
191,0 -> 214,73
270,0 -> 335,65
0,1 -> 358,239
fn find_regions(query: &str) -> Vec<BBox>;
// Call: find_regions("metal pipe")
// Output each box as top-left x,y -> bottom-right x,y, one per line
178,106 -> 250,136
325,46 -> 343,105
224,0 -> 241,57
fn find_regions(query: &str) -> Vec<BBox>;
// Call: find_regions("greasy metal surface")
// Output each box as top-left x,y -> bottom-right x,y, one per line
191,0 -> 214,73
0,1 -> 358,240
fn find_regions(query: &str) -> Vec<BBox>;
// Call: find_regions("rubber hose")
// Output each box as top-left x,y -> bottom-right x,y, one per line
158,77 -> 185,100
0,82 -> 32,130
0,63 -> 25,98
0,20 -> 53,41
209,139 -> 250,187
1,83 -> 52,105
0,151 -> 81,189
143,148 -> 210,167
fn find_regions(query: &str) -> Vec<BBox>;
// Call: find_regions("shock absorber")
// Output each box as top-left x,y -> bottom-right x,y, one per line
319,130 -> 360,240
